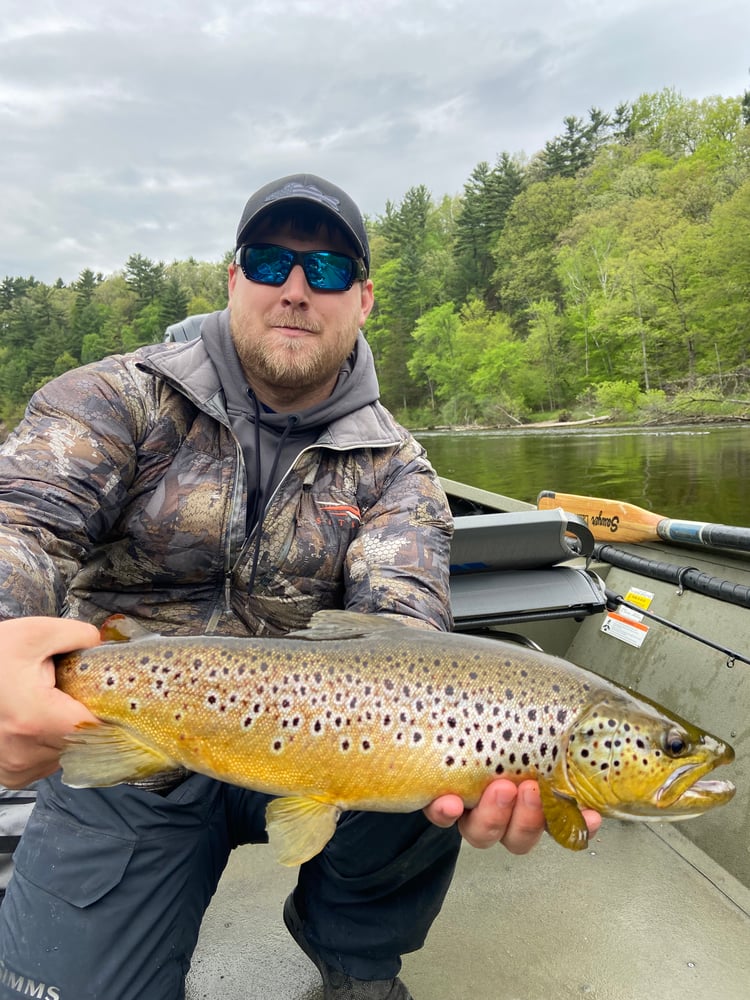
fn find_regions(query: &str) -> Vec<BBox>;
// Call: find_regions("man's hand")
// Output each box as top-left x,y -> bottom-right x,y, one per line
425,778 -> 602,855
0,617 -> 100,788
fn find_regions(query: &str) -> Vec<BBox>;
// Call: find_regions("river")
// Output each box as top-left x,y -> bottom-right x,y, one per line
415,423 -> 750,527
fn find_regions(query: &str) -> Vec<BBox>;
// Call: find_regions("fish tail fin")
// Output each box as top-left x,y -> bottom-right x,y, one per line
60,721 -> 180,788
265,796 -> 341,866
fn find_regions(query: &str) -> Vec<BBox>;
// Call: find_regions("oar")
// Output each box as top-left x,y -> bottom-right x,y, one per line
537,490 -> 750,553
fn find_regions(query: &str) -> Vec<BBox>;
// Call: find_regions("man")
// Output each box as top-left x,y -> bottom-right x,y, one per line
0,173 -> 598,1000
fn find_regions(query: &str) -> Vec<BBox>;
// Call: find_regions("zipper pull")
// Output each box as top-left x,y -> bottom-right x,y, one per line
224,575 -> 232,613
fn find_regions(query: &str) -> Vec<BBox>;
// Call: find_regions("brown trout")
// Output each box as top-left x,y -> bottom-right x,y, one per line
55,610 -> 735,866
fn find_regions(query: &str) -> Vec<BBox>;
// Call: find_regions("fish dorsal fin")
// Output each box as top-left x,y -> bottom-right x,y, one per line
538,773 -> 589,851
265,795 -> 341,865
99,614 -> 156,643
60,721 -> 179,787
286,609 -> 404,642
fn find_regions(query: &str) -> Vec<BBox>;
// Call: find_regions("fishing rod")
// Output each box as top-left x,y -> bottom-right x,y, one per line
604,590 -> 750,668
589,542 -> 750,666
538,490 -> 750,554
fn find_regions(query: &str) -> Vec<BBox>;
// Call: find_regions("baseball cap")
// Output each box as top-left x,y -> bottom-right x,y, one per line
235,173 -> 370,275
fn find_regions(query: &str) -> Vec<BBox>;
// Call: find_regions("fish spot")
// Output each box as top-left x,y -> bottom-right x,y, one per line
361,740 -> 372,753
271,739 -> 284,754
340,739 -> 350,752
129,701 -> 139,712
494,763 -> 504,774
243,716 -> 253,728
445,756 -> 455,767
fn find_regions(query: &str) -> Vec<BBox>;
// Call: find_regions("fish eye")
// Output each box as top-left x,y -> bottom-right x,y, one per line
662,729 -> 689,757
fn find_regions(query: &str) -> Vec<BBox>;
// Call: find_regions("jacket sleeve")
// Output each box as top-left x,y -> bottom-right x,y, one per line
344,437 -> 454,632
0,358 -> 146,619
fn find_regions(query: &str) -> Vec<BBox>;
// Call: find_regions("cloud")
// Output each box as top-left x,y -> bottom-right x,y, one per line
1,0 -> 748,283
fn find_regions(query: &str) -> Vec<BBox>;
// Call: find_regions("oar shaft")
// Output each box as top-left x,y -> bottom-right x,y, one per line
657,519 -> 750,552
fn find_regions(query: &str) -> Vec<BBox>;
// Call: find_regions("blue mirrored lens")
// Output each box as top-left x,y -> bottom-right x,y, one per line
240,244 -> 359,291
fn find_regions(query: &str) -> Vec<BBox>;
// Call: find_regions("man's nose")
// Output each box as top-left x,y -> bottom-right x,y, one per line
280,264 -> 310,305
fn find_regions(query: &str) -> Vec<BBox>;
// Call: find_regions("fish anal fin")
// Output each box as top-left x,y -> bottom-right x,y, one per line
60,721 -> 179,787
265,795 -> 341,866
99,615 -> 156,643
539,776 -> 589,851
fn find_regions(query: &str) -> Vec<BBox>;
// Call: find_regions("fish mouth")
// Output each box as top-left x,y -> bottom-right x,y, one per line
655,763 -> 736,814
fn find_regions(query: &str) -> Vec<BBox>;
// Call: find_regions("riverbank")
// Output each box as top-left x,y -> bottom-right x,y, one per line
412,410 -> 750,434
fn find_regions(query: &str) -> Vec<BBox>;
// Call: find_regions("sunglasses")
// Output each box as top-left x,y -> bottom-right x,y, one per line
236,243 -> 367,292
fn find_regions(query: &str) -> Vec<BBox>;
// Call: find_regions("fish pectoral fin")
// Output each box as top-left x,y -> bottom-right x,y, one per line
60,721 -> 180,788
265,796 -> 342,867
538,777 -> 589,851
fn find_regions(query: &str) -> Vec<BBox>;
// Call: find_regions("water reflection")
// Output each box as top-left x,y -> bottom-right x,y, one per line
416,424 -> 750,527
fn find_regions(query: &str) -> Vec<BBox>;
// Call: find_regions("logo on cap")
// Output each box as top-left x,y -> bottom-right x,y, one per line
264,182 -> 341,213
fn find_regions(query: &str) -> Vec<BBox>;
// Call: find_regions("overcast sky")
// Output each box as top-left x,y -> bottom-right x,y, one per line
2,0 -> 748,285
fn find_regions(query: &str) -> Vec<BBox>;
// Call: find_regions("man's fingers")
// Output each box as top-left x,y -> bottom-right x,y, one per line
3,617 -> 101,664
425,780 -> 603,854
582,808 -> 602,837
457,779 -> 520,849
423,793 -> 465,828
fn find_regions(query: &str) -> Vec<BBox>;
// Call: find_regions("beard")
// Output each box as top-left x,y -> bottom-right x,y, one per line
230,305 -> 360,392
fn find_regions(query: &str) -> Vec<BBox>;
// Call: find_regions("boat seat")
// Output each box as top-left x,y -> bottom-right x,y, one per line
449,509 -> 607,630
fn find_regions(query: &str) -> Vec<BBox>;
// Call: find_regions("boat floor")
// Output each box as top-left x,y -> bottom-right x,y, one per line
186,819 -> 750,1000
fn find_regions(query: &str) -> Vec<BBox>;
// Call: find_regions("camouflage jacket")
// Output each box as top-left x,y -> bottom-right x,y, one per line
0,338 -> 453,637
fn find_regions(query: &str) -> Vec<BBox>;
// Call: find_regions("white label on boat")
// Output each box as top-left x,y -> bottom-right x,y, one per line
600,610 -> 649,648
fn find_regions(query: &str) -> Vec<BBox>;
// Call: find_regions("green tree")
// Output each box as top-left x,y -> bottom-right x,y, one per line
491,176 -> 580,330
452,154 -> 524,306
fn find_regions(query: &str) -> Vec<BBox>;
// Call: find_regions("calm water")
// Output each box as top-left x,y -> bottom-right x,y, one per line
415,424 -> 750,528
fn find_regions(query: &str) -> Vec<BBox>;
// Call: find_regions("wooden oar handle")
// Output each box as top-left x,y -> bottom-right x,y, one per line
537,491 -> 661,544
538,491 -> 750,553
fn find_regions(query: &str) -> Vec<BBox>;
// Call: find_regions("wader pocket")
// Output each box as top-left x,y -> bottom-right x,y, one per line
13,811 -> 135,908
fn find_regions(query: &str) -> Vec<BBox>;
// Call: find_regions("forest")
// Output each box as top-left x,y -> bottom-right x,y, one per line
2,86 -> 749,433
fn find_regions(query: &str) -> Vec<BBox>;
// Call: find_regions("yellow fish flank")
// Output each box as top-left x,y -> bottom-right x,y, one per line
55,610 -> 735,865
